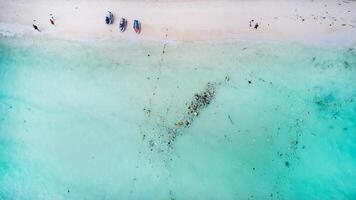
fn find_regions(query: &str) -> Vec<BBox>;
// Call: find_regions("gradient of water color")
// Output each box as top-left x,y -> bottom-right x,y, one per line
0,37 -> 355,199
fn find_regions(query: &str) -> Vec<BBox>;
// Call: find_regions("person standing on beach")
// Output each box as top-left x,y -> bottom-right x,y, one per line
249,19 -> 254,27
32,20 -> 40,31
49,14 -> 55,25
50,18 -> 55,25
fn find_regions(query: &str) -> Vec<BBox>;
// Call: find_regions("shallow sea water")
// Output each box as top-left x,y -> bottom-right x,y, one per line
0,37 -> 355,199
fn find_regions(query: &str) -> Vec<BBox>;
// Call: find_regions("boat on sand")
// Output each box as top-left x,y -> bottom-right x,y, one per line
133,20 -> 141,34
119,18 -> 127,32
105,11 -> 113,25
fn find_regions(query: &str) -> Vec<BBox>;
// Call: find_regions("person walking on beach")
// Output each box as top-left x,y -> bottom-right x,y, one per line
32,20 -> 40,32
49,14 -> 55,25
249,19 -> 254,27
50,18 -> 55,25
254,23 -> 259,29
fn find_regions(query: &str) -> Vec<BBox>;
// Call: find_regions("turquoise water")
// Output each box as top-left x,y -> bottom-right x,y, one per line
0,37 -> 355,199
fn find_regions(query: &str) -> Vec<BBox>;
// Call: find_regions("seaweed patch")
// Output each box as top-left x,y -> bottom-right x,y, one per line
141,81 -> 220,156
175,82 -> 216,128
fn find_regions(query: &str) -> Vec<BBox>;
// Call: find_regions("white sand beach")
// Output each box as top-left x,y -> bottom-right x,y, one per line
0,0 -> 355,45
1,1 -> 356,199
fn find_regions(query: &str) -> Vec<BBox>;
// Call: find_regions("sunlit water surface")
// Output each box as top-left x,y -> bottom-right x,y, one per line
0,37 -> 355,199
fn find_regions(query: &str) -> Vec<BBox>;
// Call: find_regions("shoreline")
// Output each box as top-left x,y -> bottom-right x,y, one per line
0,0 -> 355,46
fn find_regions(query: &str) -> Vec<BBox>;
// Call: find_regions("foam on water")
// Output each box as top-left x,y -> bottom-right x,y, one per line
0,37 -> 355,199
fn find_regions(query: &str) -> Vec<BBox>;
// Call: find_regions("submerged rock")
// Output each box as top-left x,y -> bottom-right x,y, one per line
175,82 -> 216,128
143,82 -> 218,154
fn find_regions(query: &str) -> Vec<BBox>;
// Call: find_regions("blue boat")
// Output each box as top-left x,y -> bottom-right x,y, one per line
133,20 -> 141,34
119,18 -> 127,32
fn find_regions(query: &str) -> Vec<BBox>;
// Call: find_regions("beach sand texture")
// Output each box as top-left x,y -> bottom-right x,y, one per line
0,0 -> 356,45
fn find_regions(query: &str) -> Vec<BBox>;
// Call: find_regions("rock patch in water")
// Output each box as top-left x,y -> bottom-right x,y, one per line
175,82 -> 216,128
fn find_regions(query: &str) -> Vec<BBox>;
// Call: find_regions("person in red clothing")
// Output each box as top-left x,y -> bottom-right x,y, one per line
50,18 -> 55,25
49,13 -> 55,25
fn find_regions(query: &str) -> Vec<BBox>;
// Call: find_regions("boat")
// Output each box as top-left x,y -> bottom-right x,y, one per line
119,18 -> 127,32
133,20 -> 141,34
105,11 -> 114,25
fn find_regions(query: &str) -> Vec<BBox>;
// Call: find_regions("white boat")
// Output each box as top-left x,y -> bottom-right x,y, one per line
105,11 -> 114,25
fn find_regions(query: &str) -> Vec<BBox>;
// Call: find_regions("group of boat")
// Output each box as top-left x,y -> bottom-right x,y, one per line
105,11 -> 141,34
